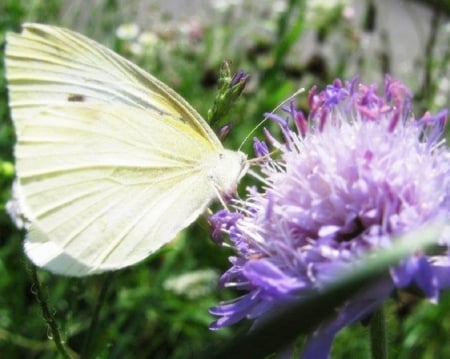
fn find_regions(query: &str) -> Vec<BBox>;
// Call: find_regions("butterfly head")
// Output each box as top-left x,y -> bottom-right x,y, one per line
206,149 -> 248,199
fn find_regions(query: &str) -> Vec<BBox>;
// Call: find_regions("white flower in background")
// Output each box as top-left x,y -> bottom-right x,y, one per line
138,31 -> 159,47
115,23 -> 140,41
164,269 -> 220,299
129,31 -> 160,56
272,0 -> 287,14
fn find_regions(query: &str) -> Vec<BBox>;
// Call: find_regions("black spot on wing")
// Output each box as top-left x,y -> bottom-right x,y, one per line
67,94 -> 85,102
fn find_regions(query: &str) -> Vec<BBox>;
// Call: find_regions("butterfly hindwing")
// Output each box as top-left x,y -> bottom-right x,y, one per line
16,105 -> 218,275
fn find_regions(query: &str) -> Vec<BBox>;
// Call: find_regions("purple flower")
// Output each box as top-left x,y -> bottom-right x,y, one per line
210,76 -> 450,358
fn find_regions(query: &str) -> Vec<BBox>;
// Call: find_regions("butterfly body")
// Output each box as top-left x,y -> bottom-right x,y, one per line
6,23 -> 247,276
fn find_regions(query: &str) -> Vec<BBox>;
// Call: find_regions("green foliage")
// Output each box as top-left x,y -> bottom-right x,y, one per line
0,1 -> 449,358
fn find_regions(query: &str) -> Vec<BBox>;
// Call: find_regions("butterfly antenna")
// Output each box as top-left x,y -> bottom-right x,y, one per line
238,87 -> 305,151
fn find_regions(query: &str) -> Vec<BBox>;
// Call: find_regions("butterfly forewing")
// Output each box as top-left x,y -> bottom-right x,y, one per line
6,23 -> 222,148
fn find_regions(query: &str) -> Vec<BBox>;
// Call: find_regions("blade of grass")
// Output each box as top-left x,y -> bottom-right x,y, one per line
203,222 -> 444,359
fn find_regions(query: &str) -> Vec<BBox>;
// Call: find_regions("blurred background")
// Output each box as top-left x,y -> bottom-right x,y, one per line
0,0 -> 449,358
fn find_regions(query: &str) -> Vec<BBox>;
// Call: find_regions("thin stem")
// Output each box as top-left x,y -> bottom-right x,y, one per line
369,305 -> 387,359
80,273 -> 113,359
29,265 -> 74,359
419,6 -> 441,109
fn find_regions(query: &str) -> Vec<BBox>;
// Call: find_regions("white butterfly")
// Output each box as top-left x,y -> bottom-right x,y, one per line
5,23 -> 247,276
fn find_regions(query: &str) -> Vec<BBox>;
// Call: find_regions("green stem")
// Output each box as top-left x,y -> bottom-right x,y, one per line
369,305 -> 387,359
80,273 -> 113,359
29,265 -> 74,359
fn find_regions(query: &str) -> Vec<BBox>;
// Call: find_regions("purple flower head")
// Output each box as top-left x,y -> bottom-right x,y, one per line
210,77 -> 449,358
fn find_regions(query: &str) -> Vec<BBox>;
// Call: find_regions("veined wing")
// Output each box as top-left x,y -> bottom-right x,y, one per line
15,105 -> 219,276
5,23 -> 223,149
